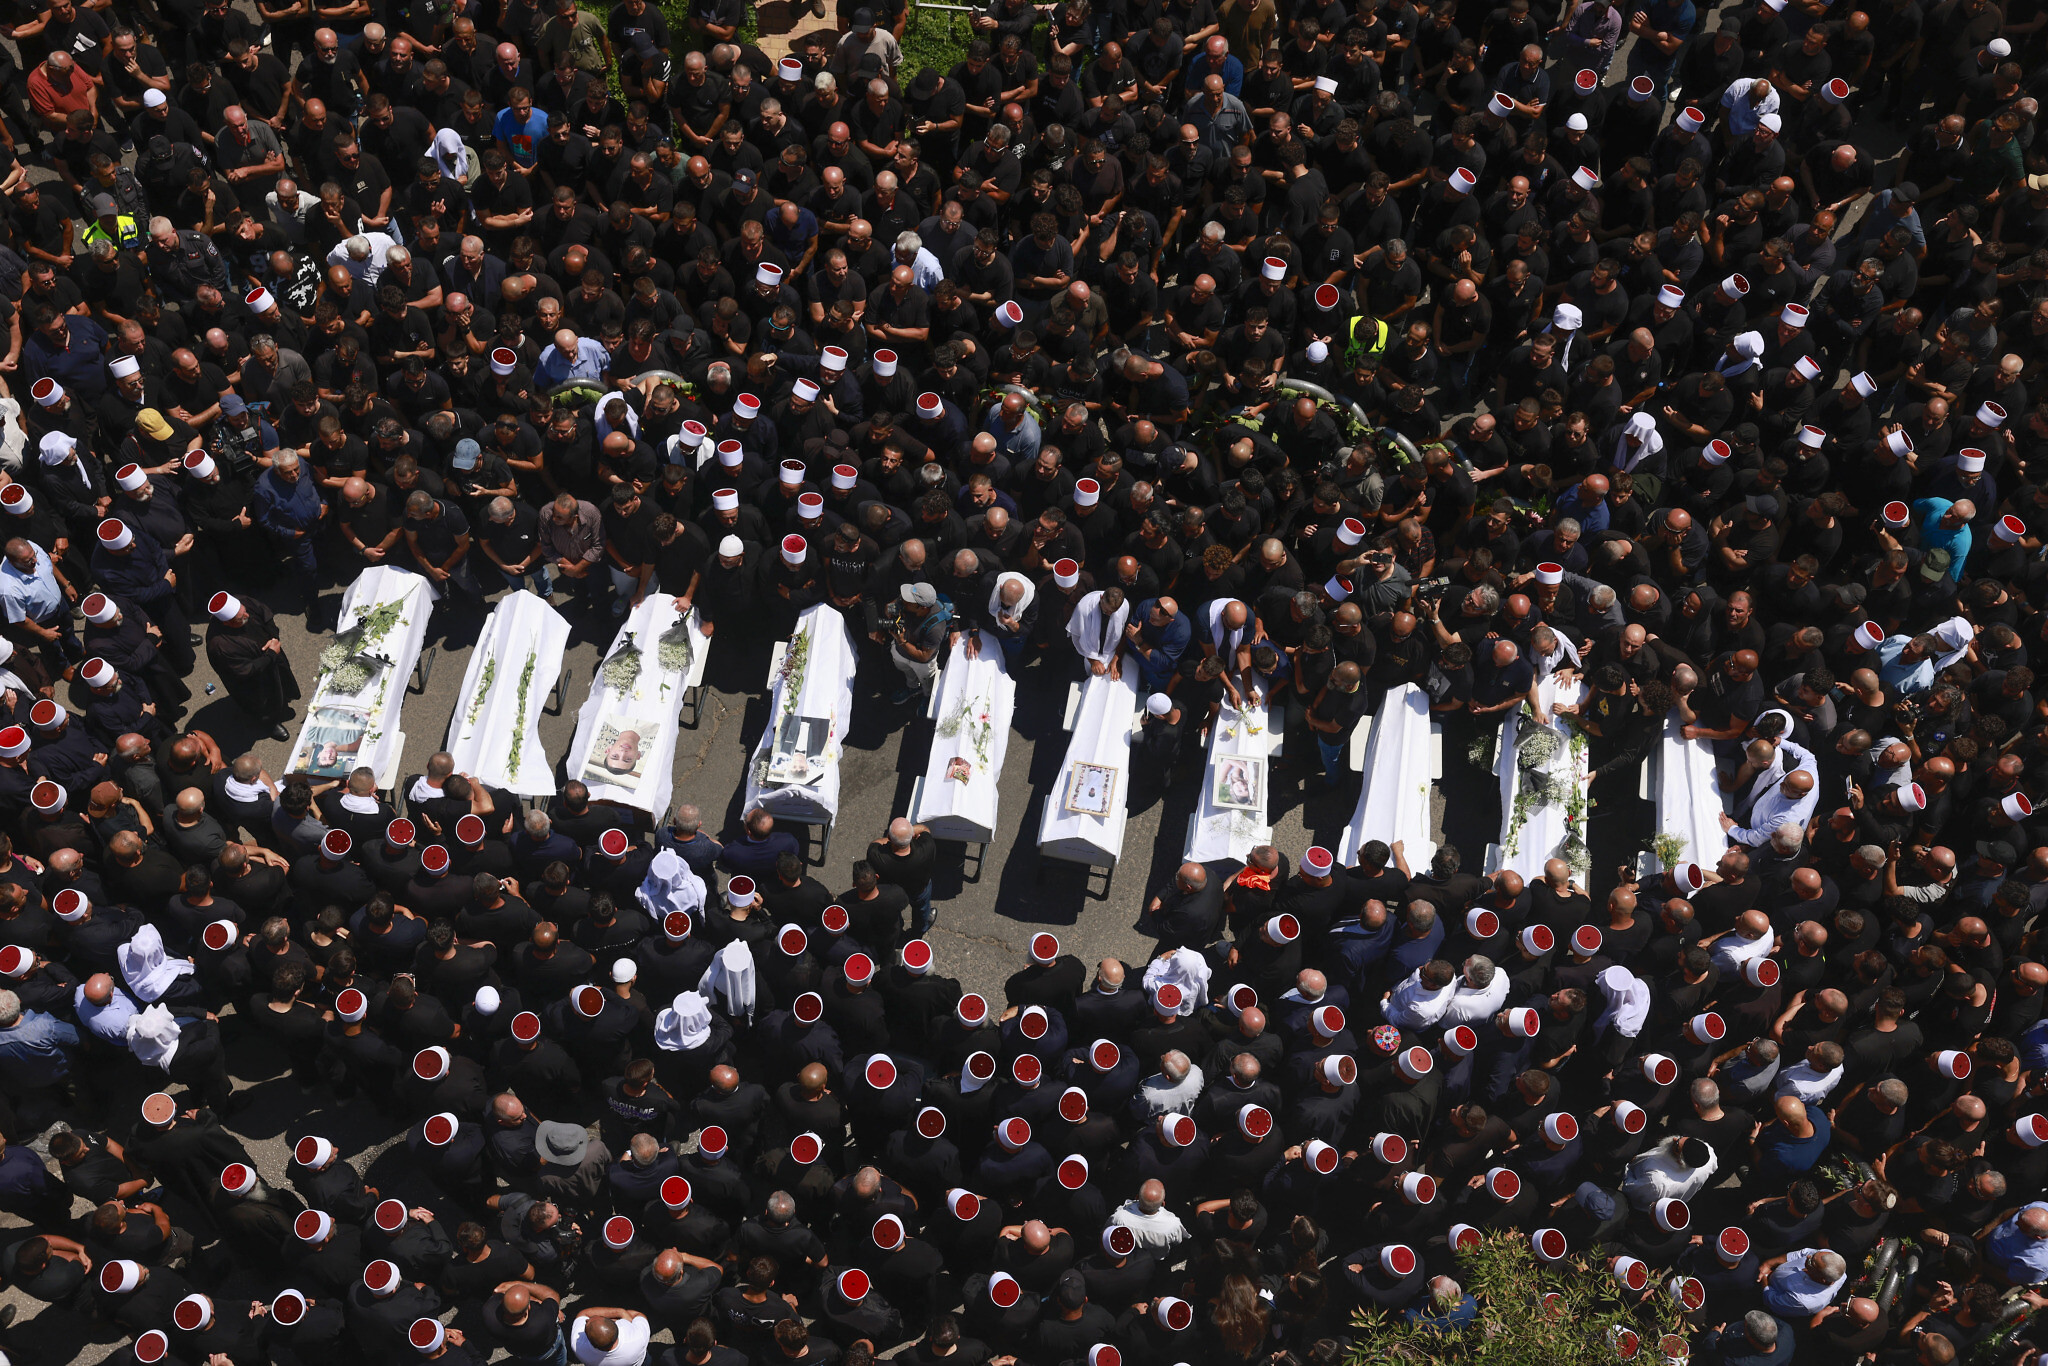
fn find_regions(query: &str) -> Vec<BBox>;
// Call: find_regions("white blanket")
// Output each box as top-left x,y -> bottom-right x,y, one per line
912,629 -> 1016,842
744,605 -> 858,826
284,566 -> 432,787
566,597 -> 706,817
445,590 -> 572,798
1342,682 -> 1438,868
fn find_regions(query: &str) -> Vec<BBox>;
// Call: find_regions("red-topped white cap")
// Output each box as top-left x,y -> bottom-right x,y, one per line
872,1213 -> 903,1250
1057,1154 -> 1089,1188
954,993 -> 987,1027
996,1116 -> 1032,1150
1020,1004 -> 1049,1038
1615,1256 -> 1650,1292
1304,1139 -> 1340,1175
1543,1112 -> 1578,1143
97,518 -> 132,549
1656,1197 -> 1690,1231
1486,1166 -> 1520,1201
1959,447 -> 1988,472
413,1046 -> 450,1081
698,1126 -> 728,1158
1052,559 -> 1080,589
987,1271 -> 1021,1307
1401,1171 -> 1437,1204
995,301 -> 1024,327
838,1268 -> 870,1301
1074,477 -> 1100,508
872,349 -> 898,377
511,1010 -> 541,1041
423,1113 -> 458,1147
1445,1024 -> 1480,1056
1158,1113 -> 1196,1147
781,534 -> 807,566
1237,1103 -> 1273,1141
174,1294 -> 213,1332
364,1261 -> 401,1295
295,1209 -> 334,1243
1688,1012 -> 1726,1042
1572,925 -> 1603,956
1997,514 -> 2028,543
2004,793 -> 2035,820
336,988 -> 368,1023
1372,1132 -> 1407,1164
1379,1244 -> 1418,1277
1322,1054 -> 1357,1085
1466,908 -> 1500,939
1613,1100 -> 1647,1133
1937,1050 -> 1971,1078
1012,1054 -> 1042,1087
947,1188 -> 980,1219
789,1132 -> 824,1165
916,392 -> 943,419
1531,1227 -> 1567,1261
917,1107 -> 947,1139
1264,913 -> 1299,943
1641,1054 -> 1678,1085
1311,1004 -> 1343,1037
1397,1046 -> 1433,1079
1059,1086 -> 1087,1122
1534,562 -> 1564,586
1900,783 -> 1927,812
1520,925 -> 1554,954
1030,932 -> 1060,964
1090,1038 -> 1120,1072
844,952 -> 875,985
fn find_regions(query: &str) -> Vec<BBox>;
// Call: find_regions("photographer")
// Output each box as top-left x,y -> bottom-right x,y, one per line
873,582 -> 955,705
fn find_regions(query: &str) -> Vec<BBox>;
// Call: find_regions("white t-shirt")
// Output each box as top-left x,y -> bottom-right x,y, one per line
571,1314 -> 651,1366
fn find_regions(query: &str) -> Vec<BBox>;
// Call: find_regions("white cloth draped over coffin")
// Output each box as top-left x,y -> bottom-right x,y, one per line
1490,674 -> 1590,880
911,629 -> 1016,842
744,605 -> 857,825
1038,670 -> 1142,869
1652,713 -> 1730,872
284,566 -> 432,786
445,589 -> 572,798
566,597 -> 705,817
1342,682 -> 1438,868
1185,702 -> 1278,862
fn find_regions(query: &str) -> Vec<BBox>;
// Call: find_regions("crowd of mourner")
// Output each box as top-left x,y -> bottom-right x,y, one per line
0,0 -> 2045,1362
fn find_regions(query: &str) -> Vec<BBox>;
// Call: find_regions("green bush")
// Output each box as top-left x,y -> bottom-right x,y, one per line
1343,1230 -> 1691,1366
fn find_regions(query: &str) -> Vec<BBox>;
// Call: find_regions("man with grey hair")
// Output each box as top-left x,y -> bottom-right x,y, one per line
658,803 -> 720,880
893,229 -> 941,289
1135,1050 -> 1204,1117
1701,1310 -> 1787,1365
1763,1247 -> 1847,1315
478,493 -> 550,596
1442,954 -> 1510,1024
0,986 -> 82,1106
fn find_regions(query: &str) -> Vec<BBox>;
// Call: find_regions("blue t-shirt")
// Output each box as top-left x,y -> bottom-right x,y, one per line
493,106 -> 549,168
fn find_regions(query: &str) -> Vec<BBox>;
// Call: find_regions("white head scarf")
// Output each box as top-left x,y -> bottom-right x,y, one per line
1612,412 -> 1664,473
1141,946 -> 1210,1017
1595,965 -> 1651,1037
432,128 -> 469,182
987,571 -> 1037,626
1929,616 -> 1975,673
125,1002 -> 182,1069
117,924 -> 194,1003
655,990 -> 714,1051
636,848 -> 707,926
1716,332 -> 1766,378
699,939 -> 757,1024
1067,590 -> 1131,664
